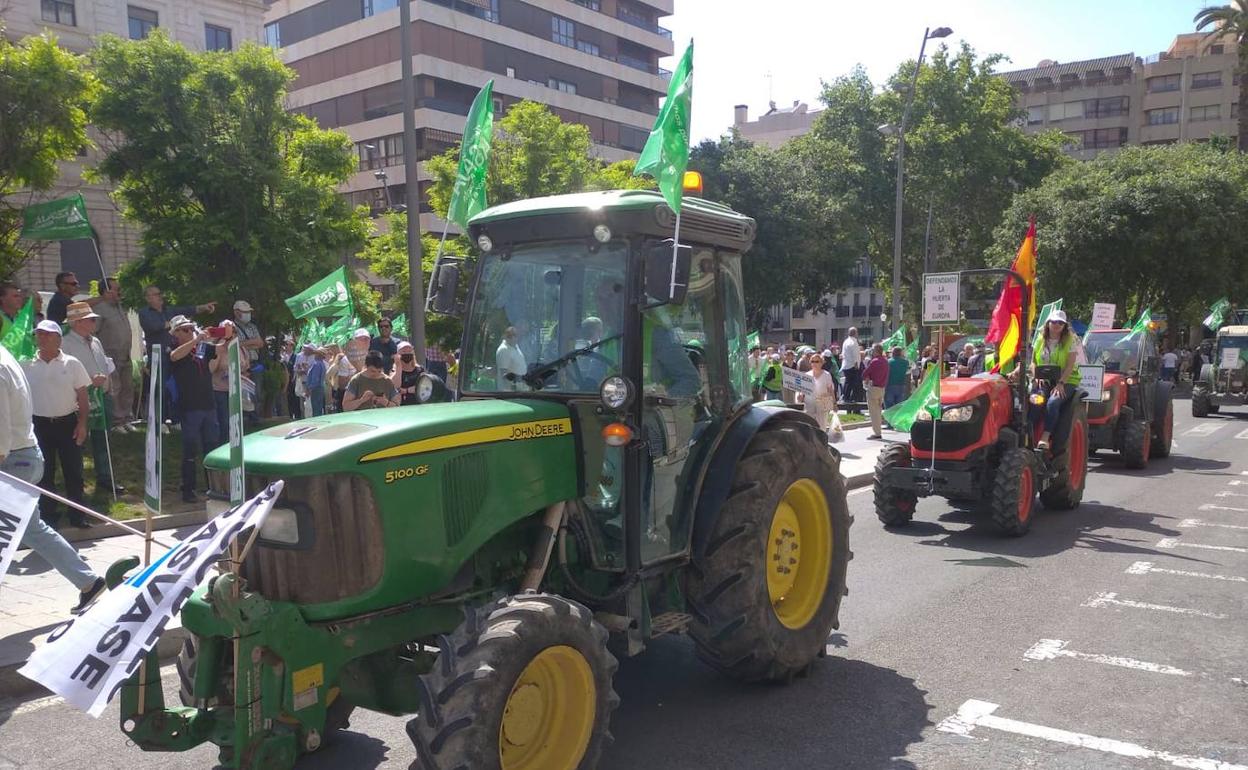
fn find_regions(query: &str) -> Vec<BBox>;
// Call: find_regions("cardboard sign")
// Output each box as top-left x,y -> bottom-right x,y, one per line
0,472 -> 42,593
781,366 -> 815,397
1078,365 -> 1104,401
923,273 -> 960,326
1090,303 -> 1116,331
1221,348 -> 1242,370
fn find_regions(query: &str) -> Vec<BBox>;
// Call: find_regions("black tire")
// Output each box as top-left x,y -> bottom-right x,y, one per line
874,443 -> 918,527
1192,389 -> 1211,418
687,422 -> 851,683
989,448 -> 1036,536
407,594 -> 618,770
1210,404 -> 1220,414
1040,402 -> 1088,511
1151,396 -> 1173,458
1120,419 -> 1149,469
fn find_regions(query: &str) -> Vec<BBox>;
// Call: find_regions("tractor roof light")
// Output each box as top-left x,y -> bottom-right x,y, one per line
601,422 -> 633,447
593,224 -> 612,243
682,170 -> 703,196
476,233 -> 493,252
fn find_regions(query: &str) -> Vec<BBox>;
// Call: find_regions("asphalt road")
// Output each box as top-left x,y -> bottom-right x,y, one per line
2,396 -> 1246,770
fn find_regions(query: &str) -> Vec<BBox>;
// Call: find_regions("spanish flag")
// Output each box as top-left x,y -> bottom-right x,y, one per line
987,219 -> 1037,372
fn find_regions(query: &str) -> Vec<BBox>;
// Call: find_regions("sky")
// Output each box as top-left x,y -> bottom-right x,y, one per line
661,0 -> 1217,142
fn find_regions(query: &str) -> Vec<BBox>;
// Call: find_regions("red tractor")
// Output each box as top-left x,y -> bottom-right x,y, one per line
873,270 -> 1089,536
1082,328 -> 1174,468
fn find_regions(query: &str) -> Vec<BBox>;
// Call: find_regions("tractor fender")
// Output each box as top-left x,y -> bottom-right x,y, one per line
689,404 -> 833,560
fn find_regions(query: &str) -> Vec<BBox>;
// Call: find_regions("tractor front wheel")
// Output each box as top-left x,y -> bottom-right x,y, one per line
874,443 -> 918,527
407,594 -> 617,770
1151,396 -> 1173,458
1121,418 -> 1150,469
1192,389 -> 1211,418
990,448 -> 1036,536
688,422 -> 850,683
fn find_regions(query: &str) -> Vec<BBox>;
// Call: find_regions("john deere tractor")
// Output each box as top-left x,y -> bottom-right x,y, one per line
114,189 -> 851,769
1192,325 -> 1248,417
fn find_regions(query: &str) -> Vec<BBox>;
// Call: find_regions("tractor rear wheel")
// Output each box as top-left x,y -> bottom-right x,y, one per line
1151,396 -> 1173,458
990,448 -> 1036,536
1121,418 -> 1150,469
688,422 -> 850,683
1040,402 -> 1088,511
407,594 -> 617,770
1192,389 -> 1211,418
874,443 -> 917,527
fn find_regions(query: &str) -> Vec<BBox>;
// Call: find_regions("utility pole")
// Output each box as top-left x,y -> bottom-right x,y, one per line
399,0 -> 426,363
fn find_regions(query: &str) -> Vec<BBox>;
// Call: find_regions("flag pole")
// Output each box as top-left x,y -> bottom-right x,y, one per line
669,209 -> 682,298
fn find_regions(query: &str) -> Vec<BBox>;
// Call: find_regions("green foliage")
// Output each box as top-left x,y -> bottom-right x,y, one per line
1194,0 -> 1248,152
987,143 -> 1248,335
586,159 -> 656,191
87,33 -> 368,331
0,34 -> 95,277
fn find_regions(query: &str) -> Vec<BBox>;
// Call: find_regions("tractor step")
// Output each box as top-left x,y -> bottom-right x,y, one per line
651,612 -> 693,636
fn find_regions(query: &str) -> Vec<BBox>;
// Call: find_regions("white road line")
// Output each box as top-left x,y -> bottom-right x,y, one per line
1183,423 -> 1224,436
1157,537 -> 1248,554
1179,518 -> 1248,531
936,699 -> 1248,769
1230,480 -> 1248,486
1236,428 -> 1248,440
1127,561 -> 1248,583
1082,591 -> 1227,619
1024,639 -> 1191,676
1201,503 -> 1248,512
1216,491 -> 1248,498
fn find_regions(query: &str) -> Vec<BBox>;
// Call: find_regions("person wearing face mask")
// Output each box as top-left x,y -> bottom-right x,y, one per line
392,340 -> 424,405
231,301 -> 263,367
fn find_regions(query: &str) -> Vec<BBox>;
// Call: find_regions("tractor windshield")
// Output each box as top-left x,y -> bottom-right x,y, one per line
1215,336 -> 1248,370
1084,332 -> 1141,373
462,239 -> 628,394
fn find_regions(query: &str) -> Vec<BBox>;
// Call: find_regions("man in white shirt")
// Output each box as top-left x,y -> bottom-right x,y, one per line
1161,348 -> 1179,382
0,343 -> 105,611
841,327 -> 863,408
496,326 -> 528,391
61,302 -> 123,495
24,320 -> 91,529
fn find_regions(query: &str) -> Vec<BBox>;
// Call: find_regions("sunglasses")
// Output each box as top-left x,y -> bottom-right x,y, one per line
62,280 -> 79,286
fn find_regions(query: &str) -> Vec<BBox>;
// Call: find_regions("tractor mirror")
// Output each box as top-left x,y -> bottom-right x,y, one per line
430,260 -> 461,315
645,240 -> 692,306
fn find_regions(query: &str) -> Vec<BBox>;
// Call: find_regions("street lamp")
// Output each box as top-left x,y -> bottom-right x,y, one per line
884,25 -> 952,333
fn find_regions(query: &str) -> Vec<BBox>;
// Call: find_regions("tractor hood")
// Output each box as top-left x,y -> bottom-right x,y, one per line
205,399 -> 574,476
938,376 -> 1009,405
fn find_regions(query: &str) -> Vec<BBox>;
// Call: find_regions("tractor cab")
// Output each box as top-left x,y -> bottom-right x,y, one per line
1194,325 -> 1248,416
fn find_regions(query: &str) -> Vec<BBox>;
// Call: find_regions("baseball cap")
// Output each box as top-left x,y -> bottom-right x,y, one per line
168,314 -> 195,330
233,300 -> 253,312
35,319 -> 62,335
397,340 -> 414,352
353,328 -> 371,340
1046,309 -> 1069,325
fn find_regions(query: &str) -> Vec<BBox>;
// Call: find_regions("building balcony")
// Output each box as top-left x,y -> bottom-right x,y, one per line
616,7 -> 672,39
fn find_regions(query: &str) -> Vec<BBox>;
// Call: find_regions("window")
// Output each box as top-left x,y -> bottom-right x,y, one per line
552,16 -> 576,48
1192,71 -> 1222,89
492,96 -> 503,115
547,77 -> 577,95
1191,104 -> 1221,122
576,40 -> 600,56
264,21 -> 281,47
357,134 -> 405,170
1147,107 -> 1179,125
205,24 -> 232,51
1147,74 -> 1180,93
362,0 -> 398,17
572,0 -> 601,9
1210,45 -> 1225,55
1027,105 -> 1045,125
1085,96 -> 1128,118
791,305 -> 805,319
127,6 -> 158,39
1048,100 -> 1084,122
41,0 -> 75,26
1084,127 -> 1127,149
505,66 -> 516,78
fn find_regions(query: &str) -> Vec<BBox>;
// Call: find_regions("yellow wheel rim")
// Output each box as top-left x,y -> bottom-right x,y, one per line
766,479 -> 833,630
499,645 -> 596,770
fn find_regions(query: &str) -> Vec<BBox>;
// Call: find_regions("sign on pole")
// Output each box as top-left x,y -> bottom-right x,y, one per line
144,346 -> 162,514
781,367 -> 815,397
1077,365 -> 1104,402
1220,347 -> 1242,370
1090,303 -> 1116,331
227,339 -> 245,505
923,272 -> 960,326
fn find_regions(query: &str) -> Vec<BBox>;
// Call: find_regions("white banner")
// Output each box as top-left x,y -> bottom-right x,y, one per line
781,366 -> 815,397
0,474 -> 41,593
923,272 -> 960,326
1078,365 -> 1104,402
1090,303 -> 1116,331
19,482 -> 285,717
144,345 -> 162,514
1221,348 -> 1242,370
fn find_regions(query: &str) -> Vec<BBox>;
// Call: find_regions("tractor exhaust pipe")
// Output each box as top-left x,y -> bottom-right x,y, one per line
520,501 -> 567,592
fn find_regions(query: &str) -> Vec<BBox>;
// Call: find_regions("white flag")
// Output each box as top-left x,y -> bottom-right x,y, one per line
18,481 -> 285,717
0,472 -> 42,592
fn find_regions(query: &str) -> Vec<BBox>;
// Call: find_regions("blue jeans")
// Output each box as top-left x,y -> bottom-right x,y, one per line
884,383 -> 906,409
309,387 -> 326,416
3,447 -> 98,591
180,409 -> 219,494
1031,389 -> 1068,434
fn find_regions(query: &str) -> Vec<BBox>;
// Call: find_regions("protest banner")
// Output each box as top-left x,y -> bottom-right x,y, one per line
0,473 -> 41,592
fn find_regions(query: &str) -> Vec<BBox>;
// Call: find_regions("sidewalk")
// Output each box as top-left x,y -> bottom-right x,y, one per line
835,422 -> 908,487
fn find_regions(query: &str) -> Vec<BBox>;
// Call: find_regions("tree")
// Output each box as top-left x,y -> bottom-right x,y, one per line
87,33 -> 368,327
0,33 -> 95,277
1195,0 -> 1248,152
987,143 -> 1248,341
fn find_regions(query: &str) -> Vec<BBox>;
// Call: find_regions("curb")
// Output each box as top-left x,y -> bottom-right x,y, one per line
0,625 -> 187,701
58,508 -> 208,545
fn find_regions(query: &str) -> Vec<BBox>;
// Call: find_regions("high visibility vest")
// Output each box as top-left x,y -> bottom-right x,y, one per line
1034,335 -> 1081,385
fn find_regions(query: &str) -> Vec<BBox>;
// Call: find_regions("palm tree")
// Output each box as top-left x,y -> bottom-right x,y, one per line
1195,0 -> 1248,151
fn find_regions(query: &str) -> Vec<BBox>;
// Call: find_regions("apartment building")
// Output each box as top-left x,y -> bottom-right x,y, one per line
732,100 -> 821,149
263,0 -> 673,237
1002,33 -> 1240,159
764,259 -> 888,348
3,0 -> 267,289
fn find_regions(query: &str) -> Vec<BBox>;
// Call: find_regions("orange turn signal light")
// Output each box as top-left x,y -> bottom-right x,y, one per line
602,422 -> 633,447
682,170 -> 703,196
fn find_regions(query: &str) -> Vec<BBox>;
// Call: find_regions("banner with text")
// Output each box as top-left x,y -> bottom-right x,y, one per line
781,366 -> 815,397
0,472 -> 42,593
20,194 -> 93,242
144,347 -> 162,514
228,339 -> 245,505
284,266 -> 353,320
18,483 -> 285,717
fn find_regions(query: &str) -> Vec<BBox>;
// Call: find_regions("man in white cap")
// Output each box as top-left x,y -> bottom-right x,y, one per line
24,319 -> 92,528
231,300 -> 264,366
1,341 -> 106,610
62,301 -> 124,496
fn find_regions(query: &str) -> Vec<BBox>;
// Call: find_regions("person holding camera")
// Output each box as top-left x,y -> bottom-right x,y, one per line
168,316 -> 219,503
343,350 -> 398,411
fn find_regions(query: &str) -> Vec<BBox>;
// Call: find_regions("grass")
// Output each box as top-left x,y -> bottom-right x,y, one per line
839,412 -> 867,424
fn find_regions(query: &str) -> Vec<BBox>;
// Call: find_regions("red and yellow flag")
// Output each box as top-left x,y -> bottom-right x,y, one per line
987,219 -> 1037,371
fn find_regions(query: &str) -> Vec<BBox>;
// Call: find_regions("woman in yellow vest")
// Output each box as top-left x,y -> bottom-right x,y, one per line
1031,309 -> 1082,450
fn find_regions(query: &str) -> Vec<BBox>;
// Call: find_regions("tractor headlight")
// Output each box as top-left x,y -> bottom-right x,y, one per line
417,373 -> 447,404
600,376 -> 634,410
1101,388 -> 1114,402
942,404 -> 975,422
259,507 -> 301,545
593,224 -> 612,243
476,233 -> 493,253
1030,393 -> 1047,406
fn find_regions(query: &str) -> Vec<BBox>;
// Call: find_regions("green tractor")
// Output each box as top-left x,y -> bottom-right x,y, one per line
115,189 -> 851,769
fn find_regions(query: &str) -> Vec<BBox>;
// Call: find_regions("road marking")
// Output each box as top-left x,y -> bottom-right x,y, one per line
1236,428 -> 1248,440
1024,639 -> 1191,676
1200,503 -> 1248,512
1127,561 -> 1248,583
1230,480 -> 1248,486
1216,491 -> 1248,498
1082,591 -> 1227,619
1180,518 -> 1248,531
1156,537 -> 1248,554
1183,423 -> 1223,436
936,699 -> 1248,769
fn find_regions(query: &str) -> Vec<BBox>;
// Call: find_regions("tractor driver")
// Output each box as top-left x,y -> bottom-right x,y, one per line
591,277 -> 701,399
1031,309 -> 1083,451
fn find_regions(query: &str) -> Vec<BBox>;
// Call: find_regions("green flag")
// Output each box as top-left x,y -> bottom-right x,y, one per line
904,338 -> 919,362
87,386 -> 108,431
21,194 -> 93,241
882,327 -> 907,352
1120,308 -> 1151,342
1203,297 -> 1231,330
391,313 -> 408,339
634,41 -> 693,215
884,363 -> 942,432
0,298 -> 36,361
285,266 -> 353,319
447,80 -> 495,228
322,313 -> 359,347
746,331 -> 760,349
